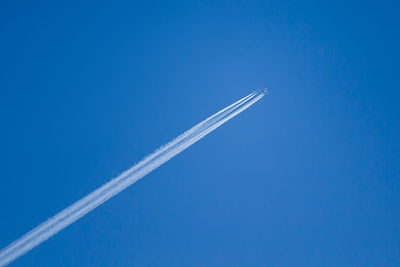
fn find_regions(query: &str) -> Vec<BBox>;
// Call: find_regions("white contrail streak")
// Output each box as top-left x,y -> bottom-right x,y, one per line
0,90 -> 266,266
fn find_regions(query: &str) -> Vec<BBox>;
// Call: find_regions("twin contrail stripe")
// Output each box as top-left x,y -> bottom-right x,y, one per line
0,90 -> 265,266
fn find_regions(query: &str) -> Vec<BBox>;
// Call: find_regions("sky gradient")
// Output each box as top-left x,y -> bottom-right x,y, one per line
0,1 -> 399,266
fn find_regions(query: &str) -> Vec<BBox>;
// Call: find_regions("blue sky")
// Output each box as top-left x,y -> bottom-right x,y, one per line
0,1 -> 399,266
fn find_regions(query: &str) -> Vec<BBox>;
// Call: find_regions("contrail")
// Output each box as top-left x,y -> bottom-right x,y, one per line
0,90 -> 266,266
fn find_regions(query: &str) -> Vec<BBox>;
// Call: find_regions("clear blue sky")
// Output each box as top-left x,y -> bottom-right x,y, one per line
0,1 -> 399,266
